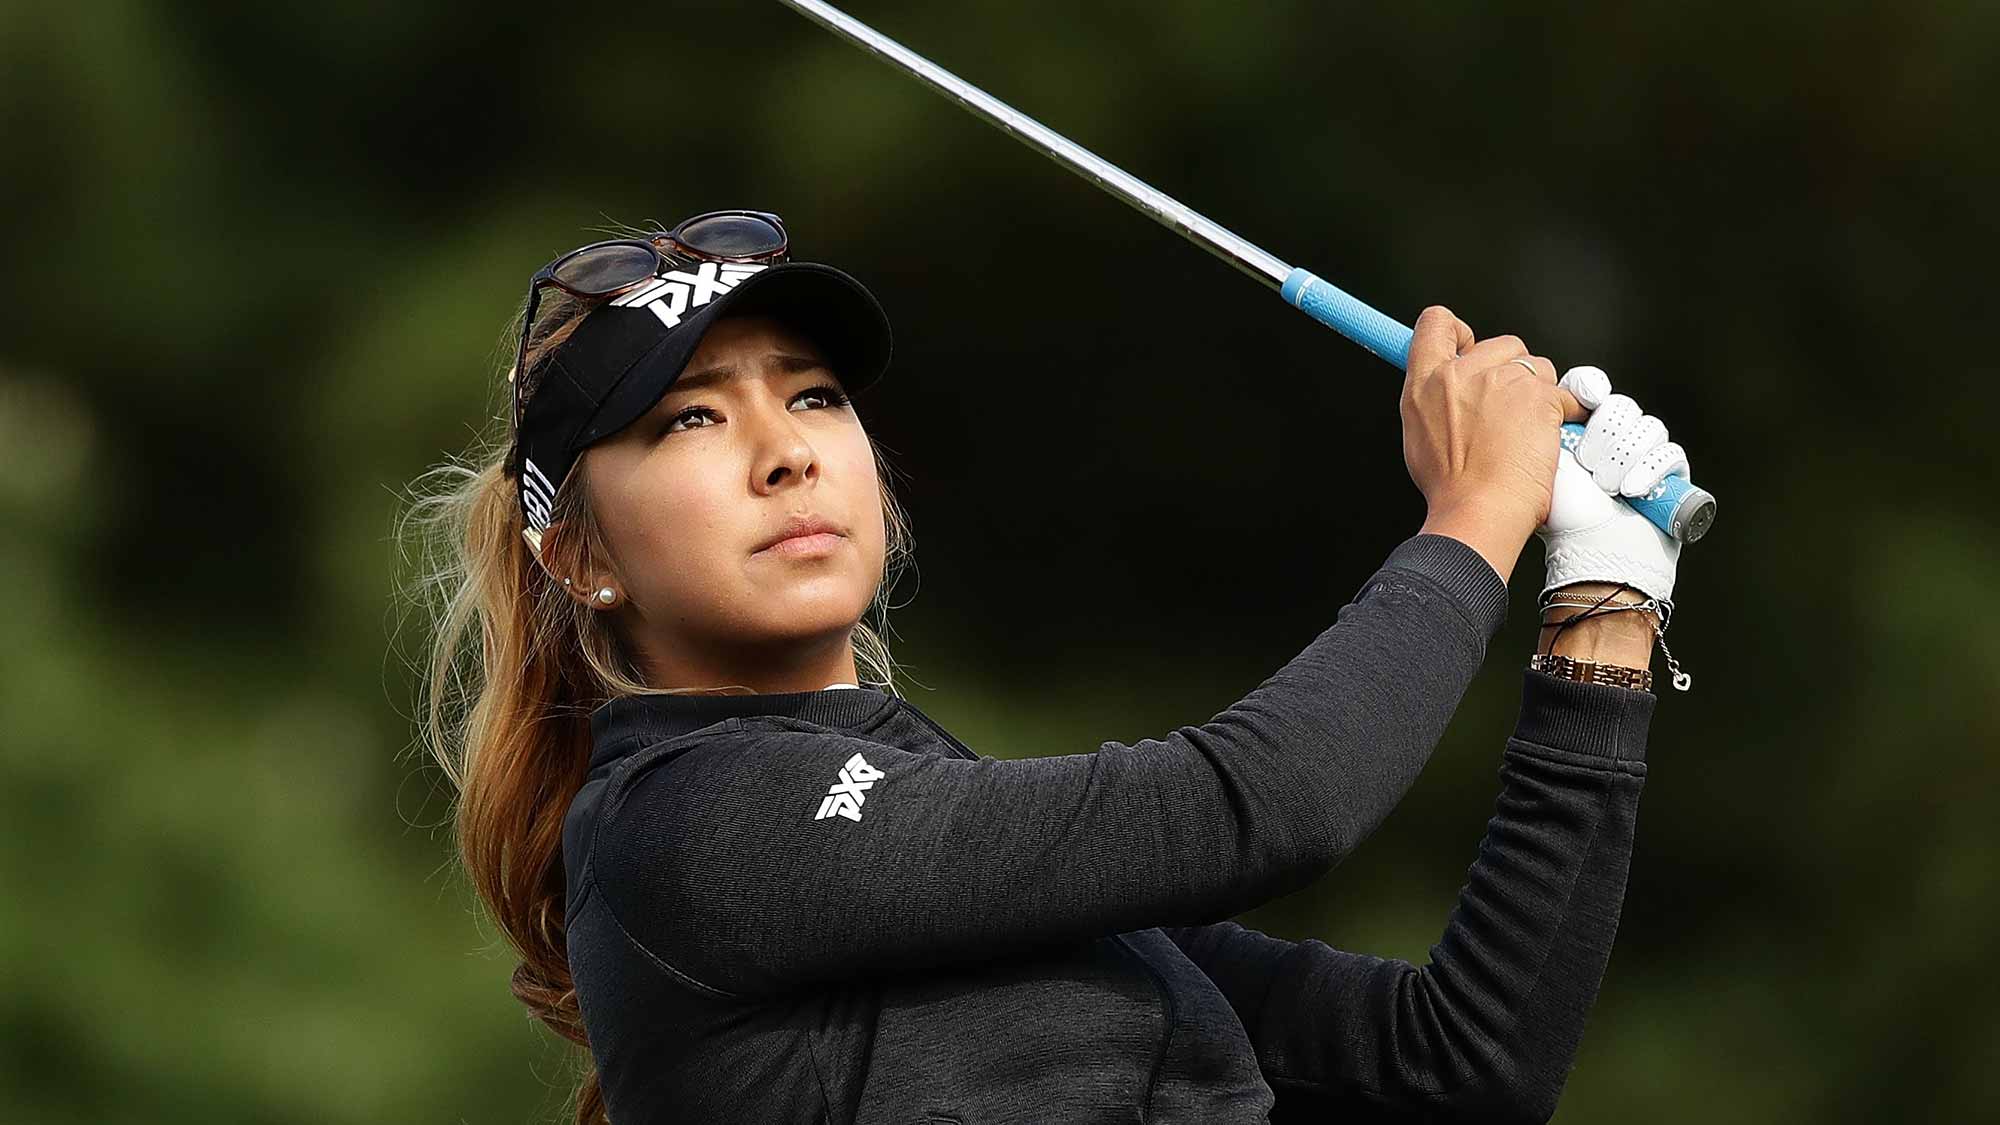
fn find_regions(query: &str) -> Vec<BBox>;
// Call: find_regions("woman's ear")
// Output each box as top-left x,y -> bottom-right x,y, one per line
528,519 -> 622,610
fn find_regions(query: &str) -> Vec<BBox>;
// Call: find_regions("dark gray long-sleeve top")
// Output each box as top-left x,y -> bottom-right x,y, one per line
561,532 -> 1654,1124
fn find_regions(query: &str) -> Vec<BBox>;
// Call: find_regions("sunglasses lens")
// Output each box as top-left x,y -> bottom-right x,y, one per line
674,213 -> 786,258
552,243 -> 660,294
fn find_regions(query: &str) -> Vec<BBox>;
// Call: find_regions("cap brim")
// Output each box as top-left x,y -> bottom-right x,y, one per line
572,261 -> 892,452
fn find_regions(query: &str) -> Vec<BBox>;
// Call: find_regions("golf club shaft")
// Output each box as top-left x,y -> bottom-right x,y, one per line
777,0 -> 1714,544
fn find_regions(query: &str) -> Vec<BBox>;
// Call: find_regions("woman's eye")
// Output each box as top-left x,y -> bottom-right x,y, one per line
663,407 -> 717,434
791,383 -> 852,411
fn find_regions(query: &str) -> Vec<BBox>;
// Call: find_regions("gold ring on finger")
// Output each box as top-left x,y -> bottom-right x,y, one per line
1507,357 -> 1539,377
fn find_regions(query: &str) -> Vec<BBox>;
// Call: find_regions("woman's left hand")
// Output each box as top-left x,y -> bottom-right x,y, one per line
1534,365 -> 1687,603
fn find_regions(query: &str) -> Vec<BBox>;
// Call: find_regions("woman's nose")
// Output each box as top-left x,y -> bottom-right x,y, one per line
750,402 -> 817,492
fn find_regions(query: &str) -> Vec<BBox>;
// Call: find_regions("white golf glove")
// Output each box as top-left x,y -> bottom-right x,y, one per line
1535,365 -> 1688,603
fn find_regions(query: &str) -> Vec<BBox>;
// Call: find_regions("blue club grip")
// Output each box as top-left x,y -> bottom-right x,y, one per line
1281,267 -> 1715,543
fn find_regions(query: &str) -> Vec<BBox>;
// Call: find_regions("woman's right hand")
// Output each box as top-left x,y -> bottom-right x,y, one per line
1401,305 -> 1588,583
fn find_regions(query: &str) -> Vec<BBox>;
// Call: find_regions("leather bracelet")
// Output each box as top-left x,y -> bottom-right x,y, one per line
1530,652 -> 1653,692
1540,591 -> 1670,631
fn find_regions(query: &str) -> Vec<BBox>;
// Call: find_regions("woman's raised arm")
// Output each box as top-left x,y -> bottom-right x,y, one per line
572,531 -> 1508,999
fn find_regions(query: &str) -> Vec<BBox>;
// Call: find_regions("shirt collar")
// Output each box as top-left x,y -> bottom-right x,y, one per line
587,684 -> 900,771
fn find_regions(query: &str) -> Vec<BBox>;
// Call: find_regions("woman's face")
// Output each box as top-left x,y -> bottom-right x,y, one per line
574,313 -> 887,687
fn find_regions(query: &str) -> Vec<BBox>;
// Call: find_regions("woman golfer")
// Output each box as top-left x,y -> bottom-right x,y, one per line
407,209 -> 1690,1123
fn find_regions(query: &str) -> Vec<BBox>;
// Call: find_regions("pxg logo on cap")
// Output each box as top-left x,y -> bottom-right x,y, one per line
607,260 -> 770,329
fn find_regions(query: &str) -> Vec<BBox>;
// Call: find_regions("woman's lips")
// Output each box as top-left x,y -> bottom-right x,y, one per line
756,531 -> 845,558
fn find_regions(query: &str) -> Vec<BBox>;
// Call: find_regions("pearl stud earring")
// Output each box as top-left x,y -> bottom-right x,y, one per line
597,588 -> 616,605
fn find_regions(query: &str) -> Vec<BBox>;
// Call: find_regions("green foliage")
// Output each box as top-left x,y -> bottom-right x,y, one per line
2,0 -> 1995,1120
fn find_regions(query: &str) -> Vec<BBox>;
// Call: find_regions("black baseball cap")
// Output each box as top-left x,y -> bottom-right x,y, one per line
507,258 -> 892,548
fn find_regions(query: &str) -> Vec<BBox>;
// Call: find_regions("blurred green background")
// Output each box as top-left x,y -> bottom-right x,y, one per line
3,0 -> 1994,1121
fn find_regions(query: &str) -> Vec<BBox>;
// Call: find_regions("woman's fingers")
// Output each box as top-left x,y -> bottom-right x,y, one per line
1406,305 -> 1475,376
1477,352 -> 1581,423
1576,393 -> 1641,490
1619,440 -> 1691,497
1566,374 -> 1691,495
1578,393 -> 1679,494
1558,365 -> 1613,412
1507,353 -> 1558,383
1455,333 -> 1530,372
1556,388 -> 1591,424
1598,413 -> 1668,492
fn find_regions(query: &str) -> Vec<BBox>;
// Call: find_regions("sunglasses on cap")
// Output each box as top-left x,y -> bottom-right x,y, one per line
508,210 -> 791,434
